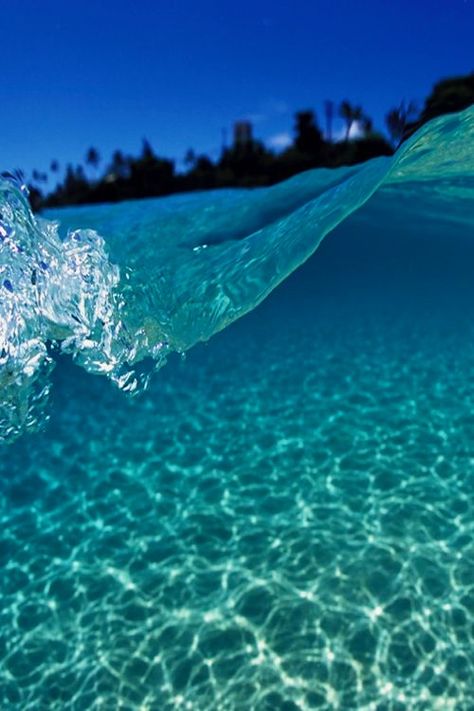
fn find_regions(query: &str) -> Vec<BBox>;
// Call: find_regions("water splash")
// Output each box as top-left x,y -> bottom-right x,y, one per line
0,107 -> 473,442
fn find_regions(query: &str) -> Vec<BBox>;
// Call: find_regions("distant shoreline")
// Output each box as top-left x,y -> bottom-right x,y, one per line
26,72 -> 473,212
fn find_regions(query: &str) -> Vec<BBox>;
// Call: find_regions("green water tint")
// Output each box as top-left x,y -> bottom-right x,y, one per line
1,107 -> 474,709
2,308 -> 474,709
0,107 -> 473,441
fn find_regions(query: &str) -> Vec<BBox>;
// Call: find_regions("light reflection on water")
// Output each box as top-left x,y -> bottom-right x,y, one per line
1,293 -> 474,709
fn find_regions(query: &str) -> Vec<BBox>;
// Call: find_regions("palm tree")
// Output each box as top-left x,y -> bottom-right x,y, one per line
110,150 -> 130,178
339,101 -> 363,141
85,147 -> 100,175
141,139 -> 155,161
385,102 -> 418,147
324,100 -> 335,142
294,110 -> 324,156
361,115 -> 373,137
184,148 -> 197,170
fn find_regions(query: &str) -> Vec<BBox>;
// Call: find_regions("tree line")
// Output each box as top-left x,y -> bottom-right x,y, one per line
27,72 -> 474,210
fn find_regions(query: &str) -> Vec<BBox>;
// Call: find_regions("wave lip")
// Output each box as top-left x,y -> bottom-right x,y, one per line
0,107 -> 473,442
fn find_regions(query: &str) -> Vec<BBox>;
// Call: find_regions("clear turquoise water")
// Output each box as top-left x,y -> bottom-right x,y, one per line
1,109 -> 474,709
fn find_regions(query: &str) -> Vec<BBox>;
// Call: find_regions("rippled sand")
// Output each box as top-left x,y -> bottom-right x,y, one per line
2,268 -> 474,710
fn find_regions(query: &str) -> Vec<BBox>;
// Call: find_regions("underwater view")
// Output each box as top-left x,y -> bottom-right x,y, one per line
0,106 -> 473,709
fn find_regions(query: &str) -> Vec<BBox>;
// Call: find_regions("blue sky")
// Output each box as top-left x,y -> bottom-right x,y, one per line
1,0 -> 473,178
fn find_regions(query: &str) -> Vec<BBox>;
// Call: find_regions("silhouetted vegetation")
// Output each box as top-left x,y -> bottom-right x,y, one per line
25,71 -> 473,210
385,101 -> 418,147
403,72 -> 474,140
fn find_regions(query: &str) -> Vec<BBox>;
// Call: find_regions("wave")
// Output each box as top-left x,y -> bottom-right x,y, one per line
1,107 -> 473,443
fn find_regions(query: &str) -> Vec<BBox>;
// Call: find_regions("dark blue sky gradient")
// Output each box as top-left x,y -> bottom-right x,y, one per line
1,0 -> 473,177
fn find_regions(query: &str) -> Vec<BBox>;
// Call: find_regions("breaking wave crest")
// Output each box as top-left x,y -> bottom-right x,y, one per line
1,107 -> 473,442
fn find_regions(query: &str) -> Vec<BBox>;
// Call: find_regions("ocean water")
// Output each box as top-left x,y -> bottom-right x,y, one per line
1,108 -> 474,709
